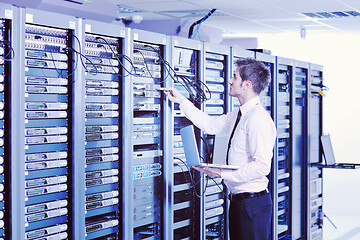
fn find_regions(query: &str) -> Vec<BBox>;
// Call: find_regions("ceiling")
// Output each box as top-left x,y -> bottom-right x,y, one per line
105,0 -> 360,36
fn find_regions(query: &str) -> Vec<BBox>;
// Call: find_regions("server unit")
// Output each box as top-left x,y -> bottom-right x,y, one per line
202,43 -> 230,240
171,36 -> 203,240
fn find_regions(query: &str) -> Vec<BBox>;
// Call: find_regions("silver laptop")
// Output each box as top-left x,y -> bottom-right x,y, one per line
180,125 -> 239,170
320,134 -> 360,169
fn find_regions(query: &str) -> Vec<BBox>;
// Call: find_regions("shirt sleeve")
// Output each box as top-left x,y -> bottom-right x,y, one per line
179,98 -> 236,135
221,114 -> 276,183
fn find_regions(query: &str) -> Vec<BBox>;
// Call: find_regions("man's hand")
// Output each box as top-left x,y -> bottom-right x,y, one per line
158,87 -> 185,104
192,166 -> 221,178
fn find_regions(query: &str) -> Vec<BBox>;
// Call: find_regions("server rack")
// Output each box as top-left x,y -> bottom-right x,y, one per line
201,42 -> 230,240
307,64 -> 324,240
76,20 -> 126,240
274,57 -> 293,239
11,8 -> 77,240
229,48 -> 254,111
291,60 -> 309,239
123,29 -> 169,240
0,16 -> 10,240
171,36 -> 203,240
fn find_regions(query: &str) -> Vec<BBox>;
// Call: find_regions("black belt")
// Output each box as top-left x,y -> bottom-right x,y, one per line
230,189 -> 269,201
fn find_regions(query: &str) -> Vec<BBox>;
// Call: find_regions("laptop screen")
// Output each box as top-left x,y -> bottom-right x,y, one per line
320,134 -> 336,165
180,125 -> 201,168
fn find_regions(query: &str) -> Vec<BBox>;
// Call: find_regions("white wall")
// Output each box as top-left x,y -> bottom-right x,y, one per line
257,32 -> 360,216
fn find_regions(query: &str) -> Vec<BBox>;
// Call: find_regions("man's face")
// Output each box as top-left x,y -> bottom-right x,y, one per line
229,66 -> 244,98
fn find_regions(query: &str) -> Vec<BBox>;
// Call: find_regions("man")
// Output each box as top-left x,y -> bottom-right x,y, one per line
161,58 -> 276,240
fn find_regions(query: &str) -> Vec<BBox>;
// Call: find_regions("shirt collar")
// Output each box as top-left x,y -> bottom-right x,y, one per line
239,96 -> 261,115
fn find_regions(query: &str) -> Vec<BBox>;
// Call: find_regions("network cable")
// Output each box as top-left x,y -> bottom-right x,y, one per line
72,34 -> 98,76
133,49 -> 158,82
143,44 -> 212,104
96,36 -> 136,77
188,9 -> 217,39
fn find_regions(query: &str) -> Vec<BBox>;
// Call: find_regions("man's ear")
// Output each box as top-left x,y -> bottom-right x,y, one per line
245,80 -> 252,88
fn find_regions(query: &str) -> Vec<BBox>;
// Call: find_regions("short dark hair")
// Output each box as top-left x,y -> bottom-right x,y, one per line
235,58 -> 271,94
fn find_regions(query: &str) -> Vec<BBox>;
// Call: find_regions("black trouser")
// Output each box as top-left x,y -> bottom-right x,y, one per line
229,192 -> 272,240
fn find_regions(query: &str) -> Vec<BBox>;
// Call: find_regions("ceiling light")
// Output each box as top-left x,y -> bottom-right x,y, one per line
316,12 -> 336,18
302,13 -> 323,18
331,11 -> 349,17
345,11 -> 360,17
117,5 -> 143,14
302,10 -> 360,19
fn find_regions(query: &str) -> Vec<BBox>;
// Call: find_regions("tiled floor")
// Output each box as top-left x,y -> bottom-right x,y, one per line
323,215 -> 360,240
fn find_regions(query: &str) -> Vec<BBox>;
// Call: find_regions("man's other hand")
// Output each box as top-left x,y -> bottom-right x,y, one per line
192,166 -> 221,178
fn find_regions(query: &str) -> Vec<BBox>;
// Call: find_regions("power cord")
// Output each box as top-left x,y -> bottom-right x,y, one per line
173,157 -> 208,198
1,40 -> 15,61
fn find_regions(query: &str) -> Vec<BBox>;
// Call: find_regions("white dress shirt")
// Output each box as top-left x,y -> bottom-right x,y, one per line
179,96 -> 276,194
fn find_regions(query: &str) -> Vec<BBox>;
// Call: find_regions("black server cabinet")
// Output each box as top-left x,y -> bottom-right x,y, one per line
82,30 -> 123,240
275,57 -> 293,239
0,18 -> 10,240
